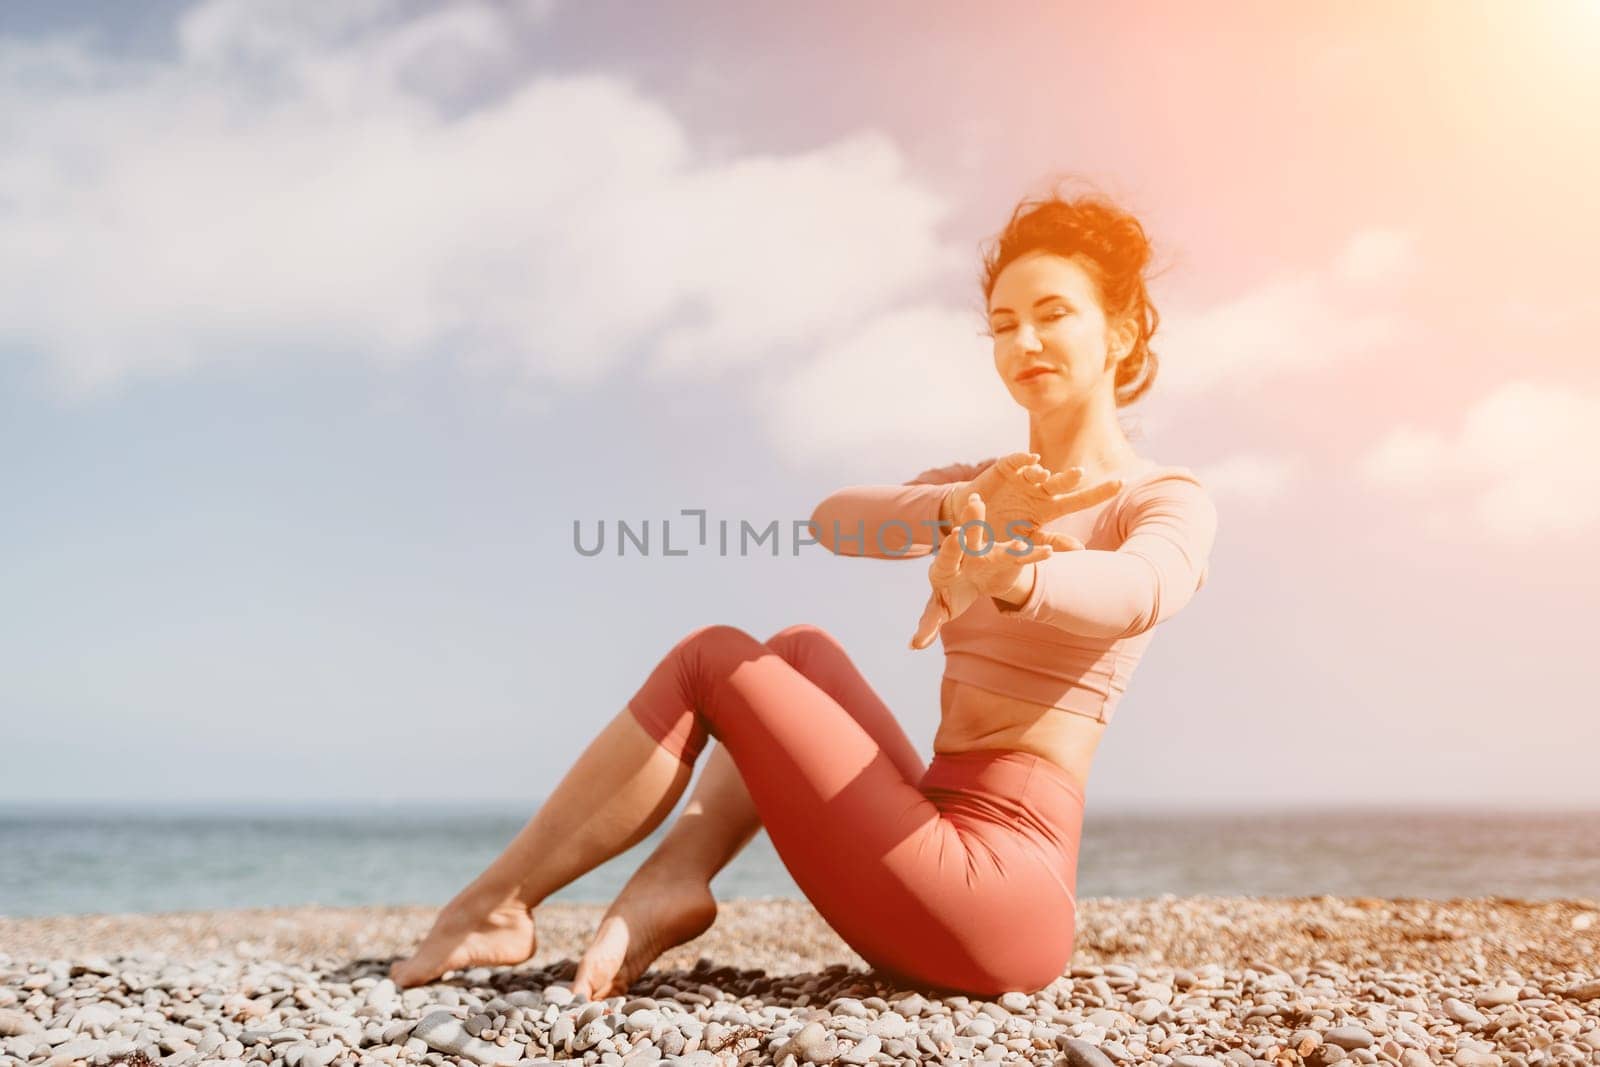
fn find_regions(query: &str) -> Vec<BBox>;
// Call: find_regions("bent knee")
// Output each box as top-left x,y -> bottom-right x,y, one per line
764,622 -> 840,656
669,624 -> 768,674
679,622 -> 760,649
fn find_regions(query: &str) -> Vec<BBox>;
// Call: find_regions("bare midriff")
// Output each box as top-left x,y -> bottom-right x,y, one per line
933,677 -> 1103,795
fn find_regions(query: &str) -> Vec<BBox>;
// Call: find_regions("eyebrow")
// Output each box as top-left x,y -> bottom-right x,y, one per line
988,294 -> 1069,320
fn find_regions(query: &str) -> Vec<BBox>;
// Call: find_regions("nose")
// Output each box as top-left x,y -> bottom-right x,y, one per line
1013,324 -> 1044,354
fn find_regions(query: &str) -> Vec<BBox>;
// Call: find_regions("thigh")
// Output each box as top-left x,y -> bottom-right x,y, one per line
761,623 -> 926,783
631,624 -> 1072,993
640,628 -> 939,935
681,627 -> 1047,985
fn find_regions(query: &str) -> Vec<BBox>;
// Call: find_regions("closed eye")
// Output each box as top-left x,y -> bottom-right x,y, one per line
987,309 -> 1066,337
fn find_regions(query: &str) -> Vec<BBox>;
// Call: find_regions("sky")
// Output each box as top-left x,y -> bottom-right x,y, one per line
2,0 -> 1598,812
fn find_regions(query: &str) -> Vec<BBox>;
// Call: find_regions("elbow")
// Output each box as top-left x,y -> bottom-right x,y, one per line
1116,608 -> 1160,640
808,502 -> 839,555
1115,562 -> 1209,638
1112,556 -> 1168,638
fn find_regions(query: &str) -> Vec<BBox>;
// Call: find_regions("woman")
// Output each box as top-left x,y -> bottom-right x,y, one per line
390,189 -> 1218,999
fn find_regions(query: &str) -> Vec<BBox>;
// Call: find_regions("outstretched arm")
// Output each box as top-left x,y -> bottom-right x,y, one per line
992,470 -> 1218,639
809,460 -> 992,559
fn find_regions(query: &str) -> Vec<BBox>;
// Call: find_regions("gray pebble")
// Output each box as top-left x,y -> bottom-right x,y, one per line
301,1046 -> 341,1067
381,1018 -> 416,1043
413,1009 -> 525,1066
623,1009 -> 661,1033
1564,980 -> 1600,1002
1058,1037 -> 1118,1067
1475,985 -> 1519,1008
1323,1026 -> 1375,1050
574,1017 -> 613,1051
1443,998 -> 1489,1028
776,1020 -> 838,1065
998,992 -> 1031,1012
68,1003 -> 121,1032
623,1045 -> 662,1066
366,978 -> 398,1011
50,1036 -> 106,1060
839,1033 -> 880,1064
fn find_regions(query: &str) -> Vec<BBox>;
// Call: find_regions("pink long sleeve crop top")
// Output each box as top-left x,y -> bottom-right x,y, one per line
809,457 -> 1218,724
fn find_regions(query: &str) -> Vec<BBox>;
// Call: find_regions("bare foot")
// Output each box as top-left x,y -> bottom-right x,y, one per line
390,889 -> 538,988
571,864 -> 718,1001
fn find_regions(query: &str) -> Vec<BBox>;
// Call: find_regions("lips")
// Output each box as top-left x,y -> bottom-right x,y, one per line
1015,366 -> 1056,382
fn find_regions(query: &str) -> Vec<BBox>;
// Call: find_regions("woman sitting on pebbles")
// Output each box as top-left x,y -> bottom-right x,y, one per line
391,188 -> 1219,1000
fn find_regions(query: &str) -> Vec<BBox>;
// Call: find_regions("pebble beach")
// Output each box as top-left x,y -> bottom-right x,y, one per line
3,896 -> 1598,1067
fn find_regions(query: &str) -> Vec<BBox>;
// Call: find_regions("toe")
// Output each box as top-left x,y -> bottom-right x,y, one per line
572,932 -> 623,1001
390,956 -> 433,989
570,957 -> 604,1002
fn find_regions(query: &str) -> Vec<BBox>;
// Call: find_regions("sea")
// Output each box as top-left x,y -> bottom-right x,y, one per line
3,807 -> 1598,918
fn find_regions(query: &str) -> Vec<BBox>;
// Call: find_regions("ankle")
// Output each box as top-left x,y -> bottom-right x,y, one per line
637,842 -> 721,888
669,814 -> 759,878
458,874 -> 541,915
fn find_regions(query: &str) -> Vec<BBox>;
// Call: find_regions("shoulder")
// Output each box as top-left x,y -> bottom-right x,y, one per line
1114,462 -> 1219,588
1122,461 -> 1209,495
1115,463 -> 1218,534
903,457 -> 998,486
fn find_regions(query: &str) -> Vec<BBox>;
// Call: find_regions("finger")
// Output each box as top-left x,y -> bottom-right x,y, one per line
1042,478 -> 1124,519
1036,530 -> 1085,552
1042,467 -> 1086,492
930,513 -> 968,580
995,458 -> 1046,484
928,544 -> 962,584
910,592 -> 949,650
997,538 -> 1054,562
1018,463 -> 1050,486
960,494 -> 988,554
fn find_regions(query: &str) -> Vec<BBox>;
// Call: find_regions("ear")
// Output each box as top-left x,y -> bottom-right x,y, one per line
1106,315 -> 1139,371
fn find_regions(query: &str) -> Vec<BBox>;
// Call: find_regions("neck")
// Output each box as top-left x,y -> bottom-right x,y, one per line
1027,393 -> 1142,481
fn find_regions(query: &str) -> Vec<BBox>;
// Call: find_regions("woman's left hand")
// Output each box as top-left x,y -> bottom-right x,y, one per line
909,491 -> 1084,650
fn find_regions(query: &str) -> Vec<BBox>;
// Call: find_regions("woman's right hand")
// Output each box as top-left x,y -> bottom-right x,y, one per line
944,452 -> 1122,540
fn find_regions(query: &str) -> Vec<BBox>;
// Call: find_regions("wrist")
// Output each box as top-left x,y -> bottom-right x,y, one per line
938,484 -> 963,534
994,564 -> 1036,611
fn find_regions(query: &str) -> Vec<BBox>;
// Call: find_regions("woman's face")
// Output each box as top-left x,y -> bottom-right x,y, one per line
986,250 -> 1129,412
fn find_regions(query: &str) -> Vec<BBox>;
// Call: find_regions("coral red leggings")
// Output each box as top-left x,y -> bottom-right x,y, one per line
625,623 -> 1085,997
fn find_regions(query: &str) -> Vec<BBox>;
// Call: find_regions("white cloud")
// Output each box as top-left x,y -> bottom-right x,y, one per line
1158,229 -> 1417,394
1359,380 -> 1600,542
1195,453 -> 1302,503
1333,227 -> 1416,286
764,231 -> 1428,475
0,1 -> 956,393
762,303 -> 1016,473
1358,426 -> 1450,490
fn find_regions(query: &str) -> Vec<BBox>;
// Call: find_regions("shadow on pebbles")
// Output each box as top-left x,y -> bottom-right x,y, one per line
2,896 -> 1599,1067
